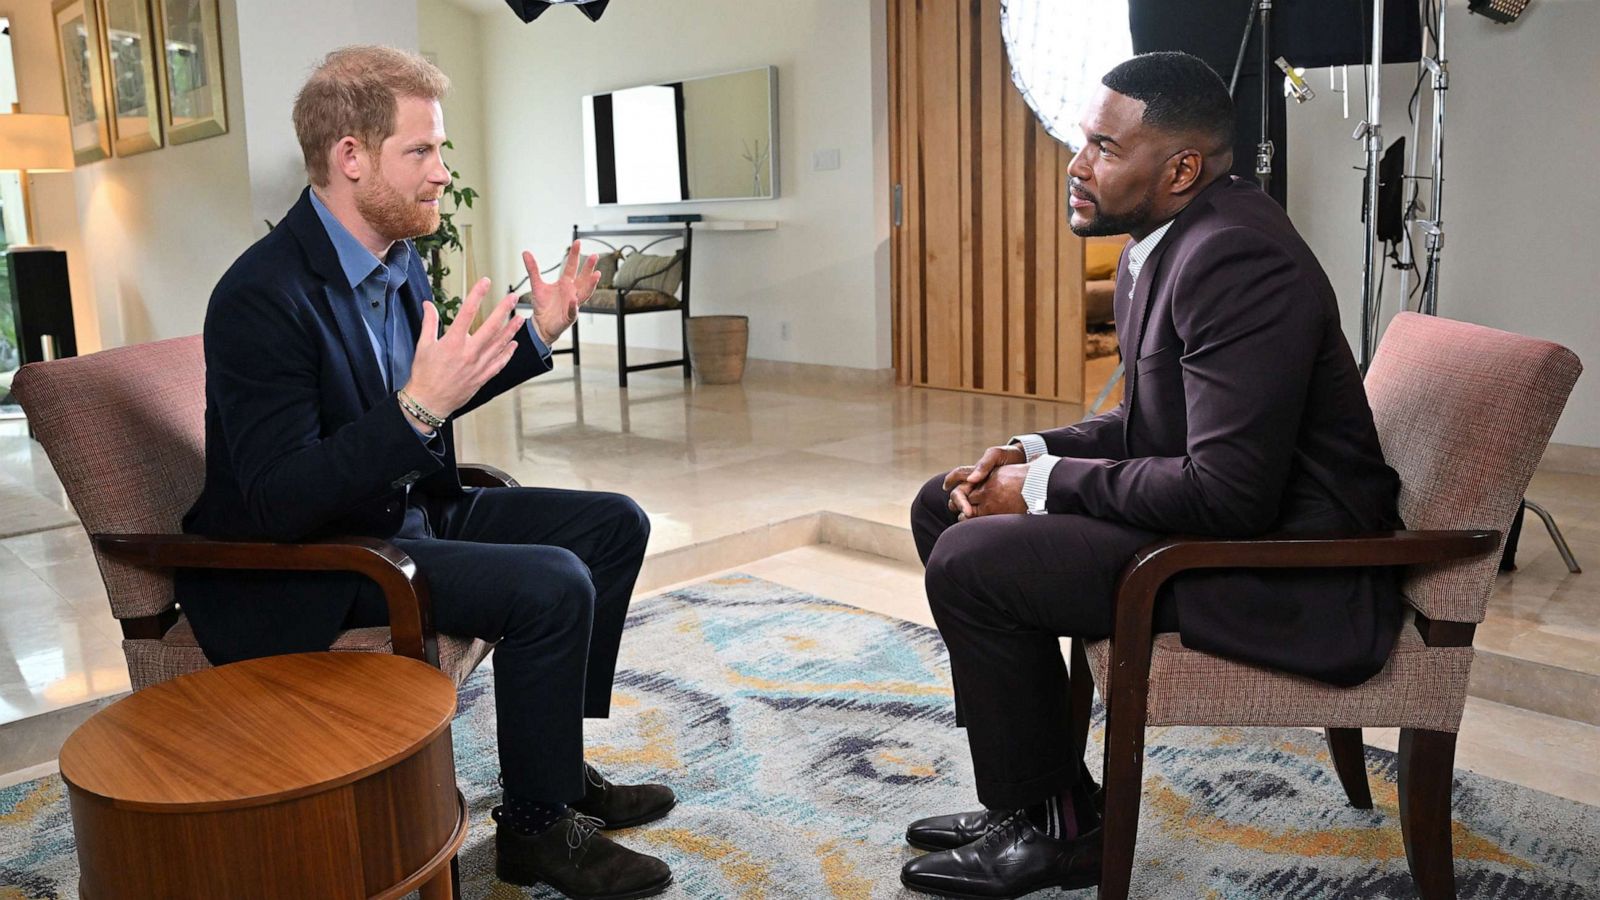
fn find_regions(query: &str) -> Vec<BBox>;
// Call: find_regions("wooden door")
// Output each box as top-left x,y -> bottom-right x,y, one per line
890,0 -> 1086,401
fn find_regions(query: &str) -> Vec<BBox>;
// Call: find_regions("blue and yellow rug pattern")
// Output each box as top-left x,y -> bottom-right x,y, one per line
4,574 -> 1599,898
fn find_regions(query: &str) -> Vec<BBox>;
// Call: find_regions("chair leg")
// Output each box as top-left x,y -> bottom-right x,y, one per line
680,309 -> 692,381
1398,728 -> 1459,900
1096,675 -> 1149,900
570,315 -> 582,367
616,312 -> 629,388
1324,727 -> 1374,809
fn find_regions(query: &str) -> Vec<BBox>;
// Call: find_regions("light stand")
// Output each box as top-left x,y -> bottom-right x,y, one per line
1417,6 -> 1447,316
1370,1 -> 1579,573
1227,0 -> 1278,196
1355,0 -> 1385,370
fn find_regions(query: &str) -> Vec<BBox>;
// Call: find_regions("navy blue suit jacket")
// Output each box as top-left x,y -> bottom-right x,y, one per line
178,187 -> 551,664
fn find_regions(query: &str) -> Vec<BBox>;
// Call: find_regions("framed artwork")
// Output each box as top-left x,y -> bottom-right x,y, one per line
152,0 -> 227,145
52,0 -> 113,165
100,0 -> 164,156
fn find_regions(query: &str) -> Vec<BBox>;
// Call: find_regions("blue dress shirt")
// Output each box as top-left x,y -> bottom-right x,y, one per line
307,190 -> 552,439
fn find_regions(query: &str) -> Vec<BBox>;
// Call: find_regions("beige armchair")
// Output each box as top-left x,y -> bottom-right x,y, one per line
12,335 -> 506,690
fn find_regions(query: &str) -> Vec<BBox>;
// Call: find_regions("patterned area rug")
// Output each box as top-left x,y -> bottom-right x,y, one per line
4,574 -> 1599,899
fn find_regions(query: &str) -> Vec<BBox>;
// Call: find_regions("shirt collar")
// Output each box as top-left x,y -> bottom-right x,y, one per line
308,188 -> 409,290
1126,219 -> 1176,283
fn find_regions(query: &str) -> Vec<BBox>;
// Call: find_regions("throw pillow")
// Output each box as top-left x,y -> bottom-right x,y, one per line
615,249 -> 685,294
593,250 -> 621,289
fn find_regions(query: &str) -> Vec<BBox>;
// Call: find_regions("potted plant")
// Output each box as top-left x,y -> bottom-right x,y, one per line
413,140 -> 479,326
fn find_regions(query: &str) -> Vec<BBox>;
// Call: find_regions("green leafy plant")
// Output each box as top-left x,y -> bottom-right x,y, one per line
413,140 -> 480,326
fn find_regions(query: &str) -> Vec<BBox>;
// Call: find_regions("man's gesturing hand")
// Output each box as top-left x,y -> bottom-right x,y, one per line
526,242 -> 600,345
402,277 -> 523,421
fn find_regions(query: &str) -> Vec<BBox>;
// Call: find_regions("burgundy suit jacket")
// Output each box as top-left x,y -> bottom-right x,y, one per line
1041,176 -> 1404,686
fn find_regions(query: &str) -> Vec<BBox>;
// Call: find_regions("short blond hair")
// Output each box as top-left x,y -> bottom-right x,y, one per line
293,46 -> 450,187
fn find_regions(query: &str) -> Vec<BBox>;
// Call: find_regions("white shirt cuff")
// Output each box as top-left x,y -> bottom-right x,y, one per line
1010,433 -> 1048,462
1022,454 -> 1059,515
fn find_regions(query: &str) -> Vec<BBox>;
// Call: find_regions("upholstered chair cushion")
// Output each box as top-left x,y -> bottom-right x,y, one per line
579,289 -> 682,312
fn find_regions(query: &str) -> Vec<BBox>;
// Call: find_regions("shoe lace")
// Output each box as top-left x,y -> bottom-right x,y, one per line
584,764 -> 609,794
978,811 -> 1023,850
566,812 -> 606,856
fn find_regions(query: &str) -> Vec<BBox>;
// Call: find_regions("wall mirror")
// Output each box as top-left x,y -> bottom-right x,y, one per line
583,65 -> 778,206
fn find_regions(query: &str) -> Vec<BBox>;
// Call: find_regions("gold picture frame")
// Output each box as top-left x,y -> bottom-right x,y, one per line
52,0 -> 113,165
99,0 -> 164,156
152,0 -> 227,145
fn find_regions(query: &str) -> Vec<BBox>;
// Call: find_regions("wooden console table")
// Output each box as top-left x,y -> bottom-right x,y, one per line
59,652 -> 466,899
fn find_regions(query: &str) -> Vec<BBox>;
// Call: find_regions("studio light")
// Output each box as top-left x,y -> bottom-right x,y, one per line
1467,0 -> 1531,24
999,0 -> 1133,151
505,0 -> 610,23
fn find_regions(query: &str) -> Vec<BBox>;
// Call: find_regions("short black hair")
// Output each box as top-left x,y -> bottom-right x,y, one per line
1101,52 -> 1235,155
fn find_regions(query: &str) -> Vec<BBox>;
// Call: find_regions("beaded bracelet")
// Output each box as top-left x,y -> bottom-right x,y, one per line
397,390 -> 446,430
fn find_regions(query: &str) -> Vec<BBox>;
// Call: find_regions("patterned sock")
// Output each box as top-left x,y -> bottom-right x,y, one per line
1025,788 -> 1081,841
498,795 -> 567,836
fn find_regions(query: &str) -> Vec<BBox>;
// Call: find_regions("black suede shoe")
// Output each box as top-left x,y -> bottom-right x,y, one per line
905,808 -> 1011,852
570,763 -> 677,829
494,807 -> 672,899
900,811 -> 1102,899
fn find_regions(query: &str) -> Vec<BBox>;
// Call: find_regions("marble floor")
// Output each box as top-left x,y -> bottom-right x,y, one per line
1,346 -> 1597,804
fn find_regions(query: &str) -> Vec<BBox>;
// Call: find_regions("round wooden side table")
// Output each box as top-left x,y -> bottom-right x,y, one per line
59,652 -> 466,899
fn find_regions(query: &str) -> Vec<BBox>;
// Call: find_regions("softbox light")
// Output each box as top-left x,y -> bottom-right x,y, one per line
1000,0 -> 1134,151
506,0 -> 610,23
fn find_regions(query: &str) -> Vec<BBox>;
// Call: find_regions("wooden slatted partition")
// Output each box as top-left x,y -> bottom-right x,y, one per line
890,0 -> 1087,401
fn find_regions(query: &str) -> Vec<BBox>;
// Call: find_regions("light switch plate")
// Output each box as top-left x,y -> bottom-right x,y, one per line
813,149 -> 841,171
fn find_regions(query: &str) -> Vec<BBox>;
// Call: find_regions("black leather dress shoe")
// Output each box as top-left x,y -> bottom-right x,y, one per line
494,807 -> 673,899
900,812 -> 1102,899
570,763 -> 677,829
906,808 -> 1012,851
906,788 -> 1105,851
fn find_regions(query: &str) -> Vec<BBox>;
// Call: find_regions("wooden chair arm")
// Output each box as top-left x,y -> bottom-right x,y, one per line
1111,529 -> 1498,652
1100,527 -> 1498,734
1092,528 -> 1500,835
92,533 -> 437,665
457,462 -> 520,488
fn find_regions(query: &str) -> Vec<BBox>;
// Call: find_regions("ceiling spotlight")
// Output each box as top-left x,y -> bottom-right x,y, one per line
505,0 -> 611,23
1467,0 -> 1531,24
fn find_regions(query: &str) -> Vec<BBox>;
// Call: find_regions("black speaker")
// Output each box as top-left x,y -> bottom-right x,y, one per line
4,248 -> 76,365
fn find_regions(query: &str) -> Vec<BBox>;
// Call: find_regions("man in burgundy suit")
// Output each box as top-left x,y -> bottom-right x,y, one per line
900,52 -> 1404,897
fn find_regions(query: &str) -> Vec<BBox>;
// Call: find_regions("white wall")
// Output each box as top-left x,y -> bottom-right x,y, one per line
69,0 -> 255,344
234,0 -> 419,228
418,0 -> 491,304
476,0 -> 892,369
1287,0 -> 1599,448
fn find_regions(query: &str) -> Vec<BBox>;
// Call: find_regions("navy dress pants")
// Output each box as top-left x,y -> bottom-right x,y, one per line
348,486 -> 649,804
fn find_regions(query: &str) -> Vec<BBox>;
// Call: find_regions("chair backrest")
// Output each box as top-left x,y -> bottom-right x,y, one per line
1366,312 -> 1581,623
11,336 -> 206,622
